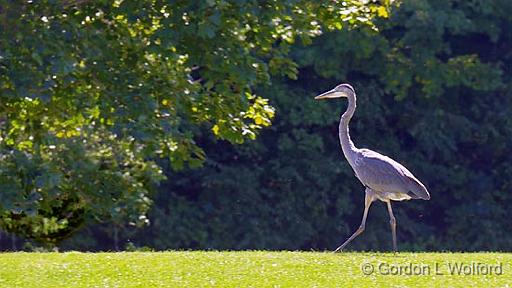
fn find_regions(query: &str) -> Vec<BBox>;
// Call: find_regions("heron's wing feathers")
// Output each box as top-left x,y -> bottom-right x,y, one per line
354,149 -> 430,200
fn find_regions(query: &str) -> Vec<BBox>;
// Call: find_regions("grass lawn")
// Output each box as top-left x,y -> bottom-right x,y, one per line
0,251 -> 510,287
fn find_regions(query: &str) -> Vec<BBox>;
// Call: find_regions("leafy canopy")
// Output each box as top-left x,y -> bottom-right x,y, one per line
100,0 -> 512,252
0,0 -> 387,244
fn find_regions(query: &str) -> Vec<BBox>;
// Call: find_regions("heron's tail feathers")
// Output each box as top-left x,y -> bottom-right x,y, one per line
406,176 -> 430,200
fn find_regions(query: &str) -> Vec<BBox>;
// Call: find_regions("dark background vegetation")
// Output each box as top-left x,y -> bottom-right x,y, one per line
2,0 -> 512,251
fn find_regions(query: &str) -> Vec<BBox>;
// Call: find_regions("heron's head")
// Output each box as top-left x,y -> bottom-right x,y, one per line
314,83 -> 355,100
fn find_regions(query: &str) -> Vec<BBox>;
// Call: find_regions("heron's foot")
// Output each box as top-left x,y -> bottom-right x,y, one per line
333,225 -> 365,253
333,246 -> 344,253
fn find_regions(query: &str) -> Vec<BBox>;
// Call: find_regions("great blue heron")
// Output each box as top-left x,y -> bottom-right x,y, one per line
315,83 -> 430,252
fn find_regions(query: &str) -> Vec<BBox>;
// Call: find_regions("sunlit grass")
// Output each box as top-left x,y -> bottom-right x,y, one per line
0,251 -> 510,287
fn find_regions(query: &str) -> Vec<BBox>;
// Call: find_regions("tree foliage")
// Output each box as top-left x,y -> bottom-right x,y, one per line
0,0 -> 386,244
64,0 -> 512,252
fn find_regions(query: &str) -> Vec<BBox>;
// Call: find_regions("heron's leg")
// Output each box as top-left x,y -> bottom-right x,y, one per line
334,190 -> 375,253
386,201 -> 397,252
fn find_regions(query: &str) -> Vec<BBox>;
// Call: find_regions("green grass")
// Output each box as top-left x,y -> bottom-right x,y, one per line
0,251 -> 510,287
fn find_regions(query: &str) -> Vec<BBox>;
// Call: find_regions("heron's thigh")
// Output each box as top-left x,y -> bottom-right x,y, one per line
364,188 -> 377,203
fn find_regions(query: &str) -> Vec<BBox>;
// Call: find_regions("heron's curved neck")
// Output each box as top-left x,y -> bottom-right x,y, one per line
339,92 -> 358,163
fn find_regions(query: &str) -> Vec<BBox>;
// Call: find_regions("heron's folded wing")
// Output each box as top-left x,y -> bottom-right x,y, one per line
355,151 -> 429,200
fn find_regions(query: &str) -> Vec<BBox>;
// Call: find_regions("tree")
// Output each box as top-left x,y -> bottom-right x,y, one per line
101,0 -> 512,252
0,0 -> 387,245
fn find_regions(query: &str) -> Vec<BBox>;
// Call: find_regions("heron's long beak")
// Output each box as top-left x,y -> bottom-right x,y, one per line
314,89 -> 347,100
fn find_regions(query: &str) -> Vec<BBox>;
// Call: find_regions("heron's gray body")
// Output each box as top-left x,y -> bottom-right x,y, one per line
350,148 -> 430,202
315,83 -> 429,252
